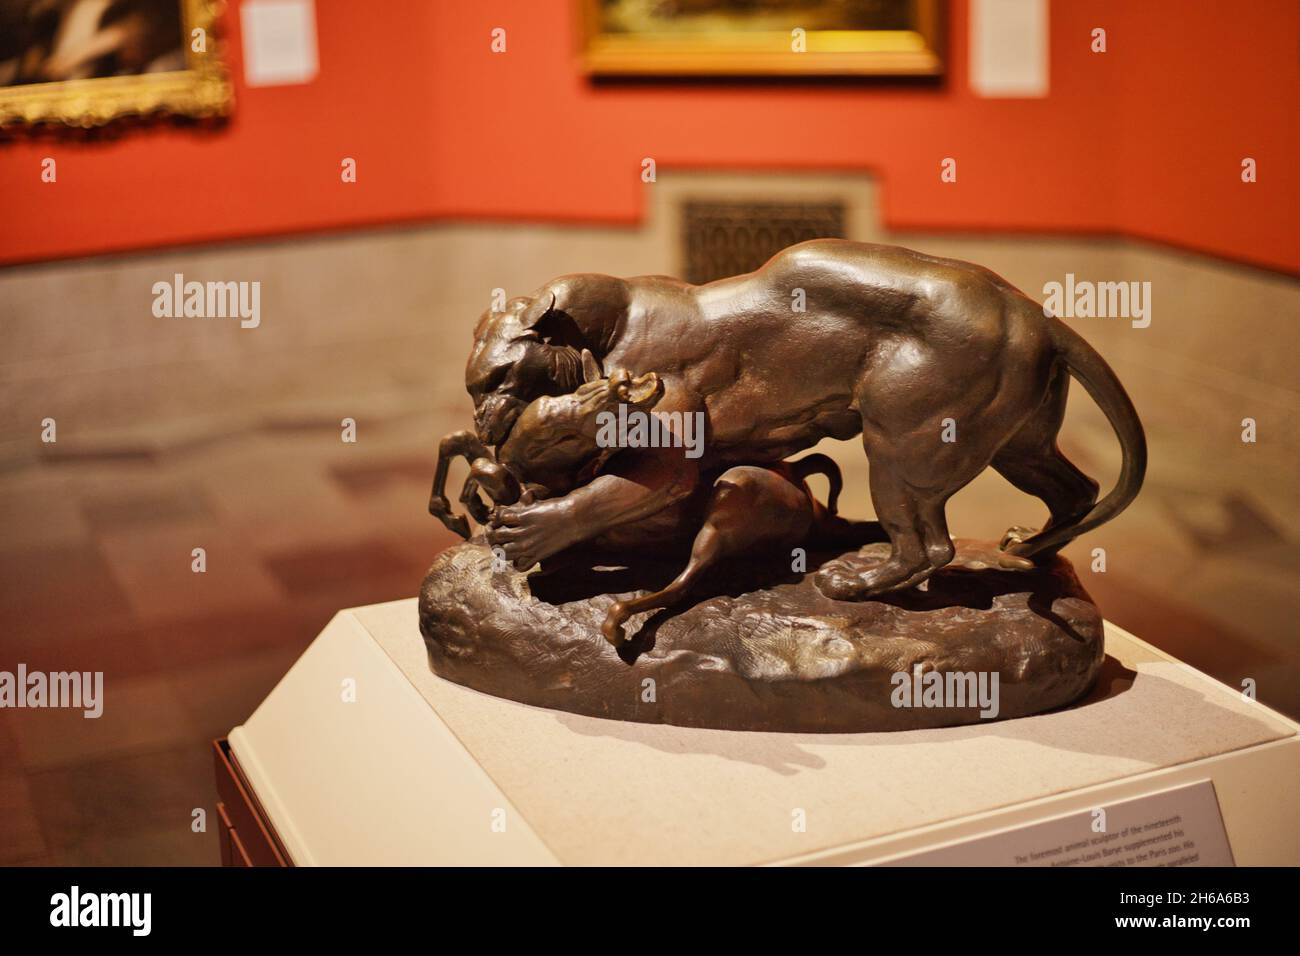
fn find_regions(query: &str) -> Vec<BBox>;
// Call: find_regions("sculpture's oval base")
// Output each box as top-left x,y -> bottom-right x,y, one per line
418,540 -> 1104,733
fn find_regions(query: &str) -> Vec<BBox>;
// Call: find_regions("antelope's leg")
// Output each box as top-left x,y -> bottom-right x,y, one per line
429,430 -> 491,538
601,525 -> 724,646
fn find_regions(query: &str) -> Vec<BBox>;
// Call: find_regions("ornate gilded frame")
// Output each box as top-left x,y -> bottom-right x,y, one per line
0,0 -> 232,128
579,0 -> 943,77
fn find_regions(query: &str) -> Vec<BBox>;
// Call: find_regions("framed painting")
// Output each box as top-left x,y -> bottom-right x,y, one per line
0,0 -> 231,127
579,0 -> 944,77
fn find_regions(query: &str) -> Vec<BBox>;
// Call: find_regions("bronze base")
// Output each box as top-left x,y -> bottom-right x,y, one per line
419,539 -> 1104,733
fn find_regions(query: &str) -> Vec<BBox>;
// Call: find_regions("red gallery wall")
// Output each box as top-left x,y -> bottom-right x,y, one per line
1,0 -> 1296,273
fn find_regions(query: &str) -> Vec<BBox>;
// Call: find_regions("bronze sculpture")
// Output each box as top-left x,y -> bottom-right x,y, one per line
419,240 -> 1146,732
430,358 -> 854,645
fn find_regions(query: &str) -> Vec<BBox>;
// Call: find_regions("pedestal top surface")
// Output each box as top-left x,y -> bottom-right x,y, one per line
357,599 -> 1295,866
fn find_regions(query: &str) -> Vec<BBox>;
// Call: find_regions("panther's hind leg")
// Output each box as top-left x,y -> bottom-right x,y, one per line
992,368 -> 1100,558
816,335 -> 1034,599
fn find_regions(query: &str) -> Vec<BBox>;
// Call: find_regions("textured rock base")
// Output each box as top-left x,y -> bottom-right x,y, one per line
418,539 -> 1105,733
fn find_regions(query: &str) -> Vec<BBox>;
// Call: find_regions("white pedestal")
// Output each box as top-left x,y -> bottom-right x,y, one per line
229,599 -> 1299,866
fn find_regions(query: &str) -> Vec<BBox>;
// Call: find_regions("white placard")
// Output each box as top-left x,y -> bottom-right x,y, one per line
885,780 -> 1234,867
969,0 -> 1049,98
241,0 -> 319,87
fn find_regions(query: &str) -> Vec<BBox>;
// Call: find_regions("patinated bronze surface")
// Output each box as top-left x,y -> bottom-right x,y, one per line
419,538 -> 1104,733
421,239 -> 1145,731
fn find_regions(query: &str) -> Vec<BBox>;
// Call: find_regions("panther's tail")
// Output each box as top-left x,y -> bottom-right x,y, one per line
1005,319 -> 1148,558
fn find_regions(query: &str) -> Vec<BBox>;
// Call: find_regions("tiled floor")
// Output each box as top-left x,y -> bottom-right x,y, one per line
0,401 -> 463,865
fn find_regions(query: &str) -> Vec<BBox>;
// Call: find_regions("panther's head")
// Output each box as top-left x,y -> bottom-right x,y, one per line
465,275 -> 632,447
466,293 -> 591,447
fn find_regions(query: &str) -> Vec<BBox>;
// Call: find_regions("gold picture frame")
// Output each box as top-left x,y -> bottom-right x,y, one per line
579,0 -> 944,77
0,0 -> 232,128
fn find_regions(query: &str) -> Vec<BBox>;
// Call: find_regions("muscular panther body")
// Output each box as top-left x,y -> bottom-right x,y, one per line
464,240 -> 1146,600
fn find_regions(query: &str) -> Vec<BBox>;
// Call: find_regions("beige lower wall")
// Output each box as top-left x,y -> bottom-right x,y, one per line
4,171 -> 1295,457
